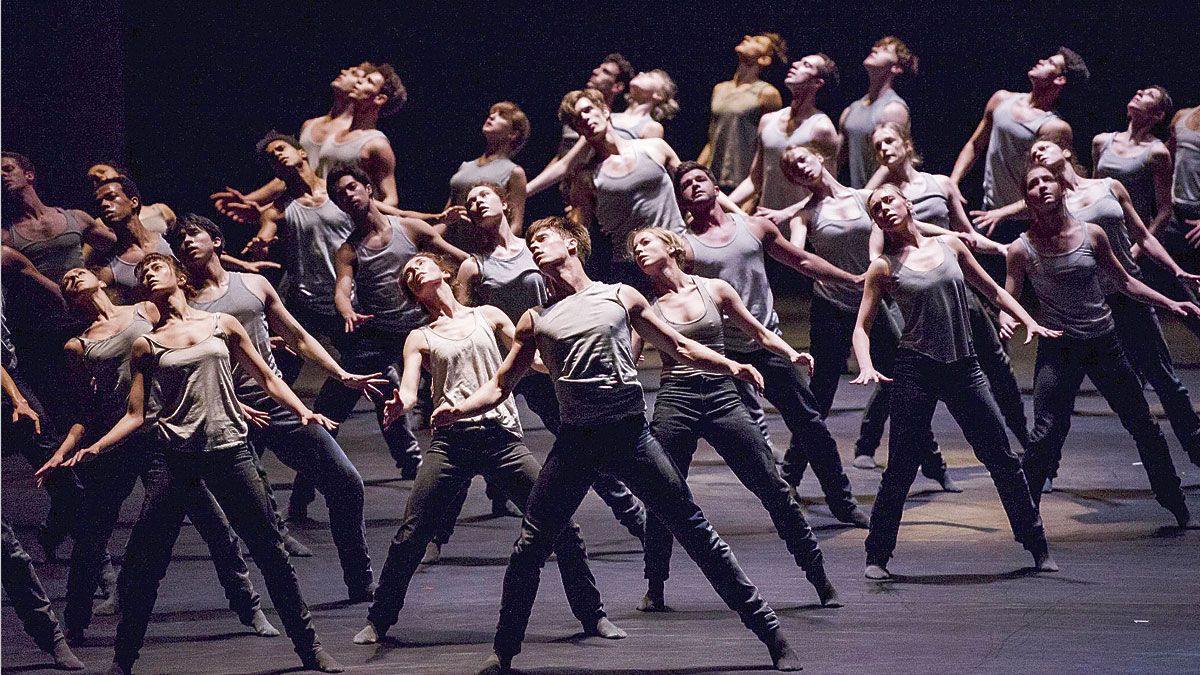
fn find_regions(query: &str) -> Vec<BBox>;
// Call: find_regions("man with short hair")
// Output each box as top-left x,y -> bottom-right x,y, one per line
93,176 -> 173,303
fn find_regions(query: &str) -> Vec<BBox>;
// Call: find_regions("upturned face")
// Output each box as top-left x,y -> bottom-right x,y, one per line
173,223 -> 219,266
87,163 -> 122,189
628,71 -> 667,103
401,255 -> 446,298
781,146 -> 824,187
61,267 -> 104,305
138,257 -> 180,296
528,227 -> 573,268
1127,87 -> 1166,121
630,231 -> 674,271
349,70 -> 386,109
1028,53 -> 1066,83
482,109 -> 513,137
331,65 -> 365,93
1,156 -> 32,193
676,168 -> 717,208
784,55 -> 825,88
570,96 -> 609,139
735,34 -> 772,60
1029,140 -> 1067,171
868,189 -> 912,230
863,42 -> 899,71
1024,166 -> 1063,213
465,185 -> 505,224
265,139 -> 306,175
586,61 -> 622,94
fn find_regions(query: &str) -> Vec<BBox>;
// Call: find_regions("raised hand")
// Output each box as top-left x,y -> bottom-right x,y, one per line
211,187 -> 263,225
969,209 -> 1003,238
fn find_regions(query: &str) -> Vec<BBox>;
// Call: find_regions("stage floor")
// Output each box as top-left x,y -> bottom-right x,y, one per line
4,303 -> 1199,674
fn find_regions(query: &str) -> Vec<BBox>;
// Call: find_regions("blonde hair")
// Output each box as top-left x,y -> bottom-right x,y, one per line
871,121 -> 922,167
626,227 -> 687,267
626,69 -> 680,122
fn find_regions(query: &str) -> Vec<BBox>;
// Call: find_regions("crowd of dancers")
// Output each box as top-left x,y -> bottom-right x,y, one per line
2,33 -> 1199,674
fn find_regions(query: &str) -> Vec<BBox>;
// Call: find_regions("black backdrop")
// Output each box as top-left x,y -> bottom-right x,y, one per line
4,0 -> 1198,266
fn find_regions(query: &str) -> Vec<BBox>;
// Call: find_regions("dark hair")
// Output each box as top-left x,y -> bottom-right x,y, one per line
326,164 -> 375,200
134,252 -> 192,294
96,176 -> 143,213
1056,46 -> 1089,84
671,160 -> 717,201
400,252 -> 461,307
88,159 -> 132,177
368,63 -> 408,116
2,151 -> 35,174
255,130 -> 302,156
603,53 -> 635,89
1148,85 -> 1175,119
760,32 -> 788,66
166,213 -> 225,255
525,215 -> 590,264
814,52 -> 839,88
488,101 -> 531,156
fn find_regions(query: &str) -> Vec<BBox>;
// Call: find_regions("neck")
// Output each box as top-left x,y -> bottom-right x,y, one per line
686,199 -> 728,233
154,288 -> 193,322
188,253 -> 227,289
481,138 -> 514,160
1058,163 -> 1081,188
1028,83 -> 1061,110
865,71 -> 895,101
883,161 -> 920,186
589,127 -> 625,157
788,89 -> 818,117
328,91 -> 354,119
283,164 -> 321,197
1030,205 -> 1069,235
888,221 -> 922,250
422,284 -> 462,319
350,105 -> 380,131
356,203 -> 389,235
543,258 -> 592,296
650,263 -> 688,294
623,99 -> 654,118
732,61 -> 762,85
83,289 -> 119,322
9,187 -> 48,217
1125,117 -> 1155,142
115,216 -> 150,247
808,169 -> 847,200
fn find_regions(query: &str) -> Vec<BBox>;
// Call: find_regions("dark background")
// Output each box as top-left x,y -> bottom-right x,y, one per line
4,0 -> 1198,266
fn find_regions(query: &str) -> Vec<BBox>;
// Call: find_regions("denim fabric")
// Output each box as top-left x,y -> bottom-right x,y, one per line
2,519 -> 65,652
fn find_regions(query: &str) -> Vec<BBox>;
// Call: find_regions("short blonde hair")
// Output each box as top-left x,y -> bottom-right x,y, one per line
526,215 -> 591,264
558,89 -> 608,127
626,227 -> 686,267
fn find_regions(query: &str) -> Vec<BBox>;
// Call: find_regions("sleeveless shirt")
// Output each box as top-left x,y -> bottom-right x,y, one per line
188,272 -> 280,400
842,89 -> 908,188
351,217 -> 426,332
652,276 -> 725,380
982,95 -> 1060,212
279,197 -> 354,316
144,315 -> 248,453
686,214 -> 781,353
1017,232 -> 1114,339
420,309 -> 521,435
1095,134 -> 1163,225
78,310 -> 154,431
315,129 -> 387,179
759,109 -> 830,209
107,237 -> 174,304
808,192 -> 874,312
593,148 -> 687,259
1172,115 -> 1200,209
1067,178 -> 1139,292
8,208 -> 89,283
473,242 -> 548,323
884,238 -> 975,362
448,158 -> 519,207
709,80 -> 777,189
533,282 -> 644,426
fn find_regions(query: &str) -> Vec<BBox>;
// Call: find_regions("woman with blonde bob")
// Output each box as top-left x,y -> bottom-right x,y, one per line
851,184 -> 1058,581
629,227 -> 840,613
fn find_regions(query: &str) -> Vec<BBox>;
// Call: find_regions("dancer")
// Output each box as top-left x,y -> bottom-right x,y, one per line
851,184 -> 1058,579
61,253 -> 344,674
87,161 -> 175,235
978,139 -> 1200,466
630,227 -> 840,612
951,47 -> 1086,249
169,214 -> 385,600
352,252 -> 624,645
34,267 -> 279,643
93,176 -> 173,302
313,63 -> 405,205
839,36 -> 915,188
431,182 -> 647,561
772,143 -> 956,487
312,165 -> 465,478
869,122 -> 1031,460
697,33 -> 786,191
1165,106 -> 1200,305
432,216 -> 802,674
1005,165 -> 1198,528
728,53 -> 840,211
676,161 -> 871,527
0,519 -> 85,670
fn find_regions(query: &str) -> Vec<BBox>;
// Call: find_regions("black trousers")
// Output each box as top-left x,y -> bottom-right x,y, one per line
113,444 -> 321,668
2,519 -> 66,652
492,413 -> 779,658
865,351 -> 1045,565
645,374 -> 824,583
727,347 -> 861,519
64,436 -> 260,635
368,422 -> 605,632
1141,207 -> 1200,340
1023,331 -> 1189,519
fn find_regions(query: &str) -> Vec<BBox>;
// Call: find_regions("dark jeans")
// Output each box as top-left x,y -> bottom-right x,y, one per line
277,303 -> 342,386
965,290 -> 1031,451
1,367 -> 81,549
114,444 -> 321,669
492,413 -> 779,659
866,350 -> 1045,565
369,422 -> 605,632
727,347 -> 860,519
1108,290 -> 1200,460
65,435 -> 260,634
2,519 -> 66,652
1024,331 -> 1189,518
1143,211 -> 1200,340
436,373 -> 647,545
246,394 -> 373,593
645,374 -> 824,584
808,295 -> 947,477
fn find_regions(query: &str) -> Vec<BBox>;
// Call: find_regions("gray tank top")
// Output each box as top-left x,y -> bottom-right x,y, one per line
448,158 -> 519,207
352,217 -> 426,332
144,315 -> 248,453
1095,134 -> 1162,225
298,122 -> 323,170
808,192 -> 873,312
709,80 -> 777,189
279,197 -> 354,316
316,129 -> 387,179
533,282 -> 644,426
884,238 -> 974,362
982,95 -> 1060,212
908,173 -> 952,229
1018,232 -> 1114,339
78,310 -> 154,430
8,208 -> 88,283
107,237 -> 174,304
188,272 -> 279,400
759,109 -> 830,209
842,89 -> 908,188
420,309 -> 521,435
653,276 -> 725,380
1173,115 -> 1200,209
473,243 -> 548,323
593,147 -> 687,259
1068,178 -> 1139,291
556,122 -> 639,160
686,213 -> 780,353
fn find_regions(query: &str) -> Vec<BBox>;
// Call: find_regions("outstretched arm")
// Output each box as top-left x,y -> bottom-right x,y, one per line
951,91 -> 1003,188
1089,224 -> 1199,316
223,314 -> 337,430
63,338 -> 150,466
952,236 -> 1058,343
382,331 -> 428,429
757,217 -> 860,284
710,279 -> 812,373
526,137 -> 589,197
849,258 -> 890,384
430,308 -> 539,425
